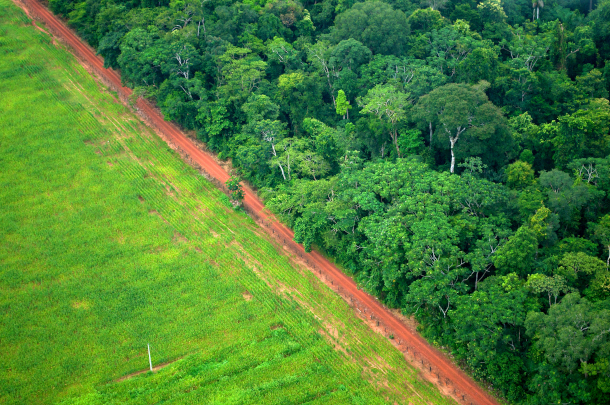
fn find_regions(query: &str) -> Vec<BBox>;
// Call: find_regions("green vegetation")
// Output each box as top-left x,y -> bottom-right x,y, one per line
0,3 -> 454,404
7,0 -> 610,401
45,0 -> 610,401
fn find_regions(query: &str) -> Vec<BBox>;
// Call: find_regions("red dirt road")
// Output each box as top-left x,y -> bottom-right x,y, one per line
14,1 -> 501,404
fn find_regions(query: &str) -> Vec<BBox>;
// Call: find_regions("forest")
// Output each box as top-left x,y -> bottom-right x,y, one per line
44,0 -> 610,402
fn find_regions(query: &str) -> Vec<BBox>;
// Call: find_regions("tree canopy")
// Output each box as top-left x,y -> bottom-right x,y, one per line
50,0 -> 610,402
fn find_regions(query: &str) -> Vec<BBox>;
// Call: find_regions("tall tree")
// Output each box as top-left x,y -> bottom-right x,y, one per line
358,84 -> 410,157
525,293 -> 610,374
540,99 -> 610,168
414,82 -> 513,173
331,0 -> 410,56
335,89 -> 351,119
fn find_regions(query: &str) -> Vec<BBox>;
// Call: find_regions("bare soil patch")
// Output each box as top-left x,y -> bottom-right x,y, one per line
173,231 -> 188,244
71,300 -> 91,310
114,357 -> 182,383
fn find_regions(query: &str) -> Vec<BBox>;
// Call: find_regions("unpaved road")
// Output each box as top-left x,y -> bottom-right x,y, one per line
13,1 -> 500,404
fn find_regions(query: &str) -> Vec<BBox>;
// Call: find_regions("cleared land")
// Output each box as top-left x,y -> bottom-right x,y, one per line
0,2 -> 455,404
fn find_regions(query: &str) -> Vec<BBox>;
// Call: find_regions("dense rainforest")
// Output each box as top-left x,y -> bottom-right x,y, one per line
45,0 -> 610,402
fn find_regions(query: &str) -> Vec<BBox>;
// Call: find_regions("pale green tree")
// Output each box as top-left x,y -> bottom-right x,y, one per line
505,160 -> 535,190
525,293 -> 610,373
527,274 -> 570,307
335,89 -> 351,119
477,0 -> 507,23
358,84 -> 410,157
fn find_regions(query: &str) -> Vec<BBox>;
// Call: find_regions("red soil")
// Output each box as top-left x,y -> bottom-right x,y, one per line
13,1 -> 501,404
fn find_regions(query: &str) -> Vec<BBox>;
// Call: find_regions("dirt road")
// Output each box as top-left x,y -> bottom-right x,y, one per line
13,1 -> 500,404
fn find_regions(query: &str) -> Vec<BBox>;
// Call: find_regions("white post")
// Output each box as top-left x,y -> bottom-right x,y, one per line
148,343 -> 153,372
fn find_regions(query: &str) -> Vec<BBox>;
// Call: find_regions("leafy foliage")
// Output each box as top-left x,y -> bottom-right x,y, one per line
31,0 -> 610,401
0,5 -> 456,404
226,176 -> 245,204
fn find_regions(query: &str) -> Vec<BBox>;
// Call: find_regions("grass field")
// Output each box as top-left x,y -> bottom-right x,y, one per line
0,2 -> 454,404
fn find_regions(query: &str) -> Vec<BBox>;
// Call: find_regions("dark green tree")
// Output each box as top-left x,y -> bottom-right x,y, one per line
226,176 -> 245,205
414,82 -> 514,173
331,1 -> 410,56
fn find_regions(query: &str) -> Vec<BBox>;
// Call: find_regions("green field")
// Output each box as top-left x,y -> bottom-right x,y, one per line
0,2 -> 453,404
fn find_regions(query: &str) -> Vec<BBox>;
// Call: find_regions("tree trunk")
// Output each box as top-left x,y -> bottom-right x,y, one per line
392,128 -> 401,158
198,18 -> 207,39
446,126 -> 464,174
287,152 -> 291,180
429,122 -> 433,150
278,162 -> 286,180
450,137 -> 457,173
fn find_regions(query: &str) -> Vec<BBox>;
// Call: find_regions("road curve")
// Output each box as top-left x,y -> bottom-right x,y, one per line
14,1 -> 500,404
